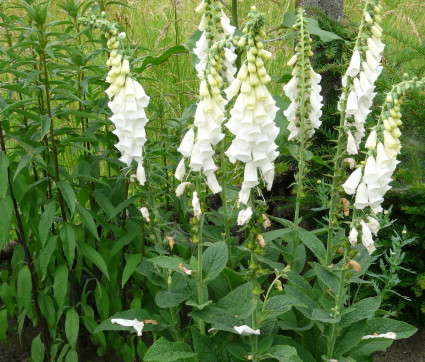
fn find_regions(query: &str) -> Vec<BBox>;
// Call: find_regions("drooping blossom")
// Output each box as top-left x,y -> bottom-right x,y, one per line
176,1 -> 236,194
103,29 -> 150,185
339,1 -> 385,155
111,318 -> 144,336
225,9 -> 279,206
234,325 -> 260,336
362,332 -> 396,340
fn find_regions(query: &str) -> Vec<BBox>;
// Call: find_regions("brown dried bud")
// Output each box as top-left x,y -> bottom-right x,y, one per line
262,214 -> 271,229
257,234 -> 266,248
178,262 -> 192,275
348,259 -> 361,272
165,236 -> 175,250
143,319 -> 158,325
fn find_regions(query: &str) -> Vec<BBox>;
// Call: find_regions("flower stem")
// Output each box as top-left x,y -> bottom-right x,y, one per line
325,1 -> 369,266
291,10 -> 308,265
250,191 -> 258,361
195,178 -> 205,334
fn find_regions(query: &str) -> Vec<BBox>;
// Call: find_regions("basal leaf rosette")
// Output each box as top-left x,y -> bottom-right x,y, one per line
343,77 -> 425,254
194,0 -> 237,83
224,7 -> 279,206
339,0 -> 385,155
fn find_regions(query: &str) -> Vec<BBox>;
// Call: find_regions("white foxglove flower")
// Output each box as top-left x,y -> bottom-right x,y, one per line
366,216 -> 380,236
361,220 -> 376,255
365,130 -> 377,150
111,318 -> 144,336
234,325 -> 260,336
139,207 -> 150,222
225,35 -> 279,203
237,207 -> 253,226
175,158 -> 186,181
362,332 -> 396,340
342,166 -> 363,195
354,182 -> 369,210
192,191 -> 202,220
349,227 -> 358,246
341,5 -> 385,155
176,182 -> 191,198
108,77 -> 150,185
177,128 -> 195,158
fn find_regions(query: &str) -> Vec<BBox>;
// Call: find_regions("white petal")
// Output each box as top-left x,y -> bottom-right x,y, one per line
234,325 -> 260,336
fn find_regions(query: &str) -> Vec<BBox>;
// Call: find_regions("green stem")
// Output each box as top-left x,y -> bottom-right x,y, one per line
221,140 -> 230,241
250,191 -> 258,361
327,250 -> 348,359
197,217 -> 205,334
291,11 -> 308,265
262,274 -> 281,312
231,0 -> 239,28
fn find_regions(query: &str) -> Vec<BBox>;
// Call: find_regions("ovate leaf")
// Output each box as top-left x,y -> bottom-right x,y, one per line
144,337 -> 196,362
0,151 -> 9,198
78,242 -> 110,280
31,334 -> 45,362
60,223 -> 76,269
17,265 -> 32,313
39,201 -> 56,248
65,308 -> 79,350
57,181 -> 76,216
54,265 -> 68,311
202,241 -> 228,284
0,196 -> 13,248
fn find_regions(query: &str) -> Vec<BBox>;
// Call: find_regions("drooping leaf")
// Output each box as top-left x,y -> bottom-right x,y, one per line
54,265 -> 68,311
0,151 -> 9,198
57,181 -> 76,216
60,223 -> 76,269
78,242 -> 110,281
266,345 -> 302,361
17,265 -> 32,313
31,334 -> 45,362
0,196 -> 13,248
65,308 -> 79,350
39,201 -> 56,248
75,204 -> 99,240
134,45 -> 188,73
121,253 -> 142,288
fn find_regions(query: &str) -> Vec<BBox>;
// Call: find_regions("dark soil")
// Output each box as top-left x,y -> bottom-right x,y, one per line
374,326 -> 425,362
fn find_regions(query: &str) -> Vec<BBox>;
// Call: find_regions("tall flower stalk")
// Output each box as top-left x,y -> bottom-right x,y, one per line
79,14 -> 150,185
326,0 -> 384,266
283,8 -> 323,263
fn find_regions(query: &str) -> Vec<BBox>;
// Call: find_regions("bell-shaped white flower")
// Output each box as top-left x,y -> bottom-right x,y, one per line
234,325 -> 260,336
192,191 -> 202,220
342,166 -> 363,195
111,318 -> 145,336
354,182 -> 369,209
177,128 -> 195,158
347,131 -> 358,155
175,158 -> 186,181
139,207 -> 150,222
362,332 -> 396,340
176,182 -> 191,198
346,49 -> 361,77
361,220 -> 376,255
365,130 -> 377,150
237,206 -> 253,226
349,227 -> 358,246
366,216 -> 380,236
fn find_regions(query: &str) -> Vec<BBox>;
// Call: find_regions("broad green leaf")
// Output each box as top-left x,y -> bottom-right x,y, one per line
65,349 -> 78,362
110,233 -> 137,257
296,227 -> 326,265
75,205 -> 99,240
313,263 -> 339,294
121,253 -> 142,288
0,196 -> 13,248
109,196 -> 138,220
266,345 -> 302,361
17,265 -> 32,313
341,297 -> 381,326
39,201 -> 56,248
336,320 -> 366,356
0,151 -> 9,198
155,282 -> 191,309
78,242 -> 110,281
202,241 -> 228,284
31,334 -> 45,362
38,293 -> 56,328
191,327 -> 230,362
365,318 -> 417,340
65,308 -> 79,350
60,223 -> 76,269
39,236 -> 58,280
93,190 -> 114,218
94,282 -> 109,321
0,283 -> 15,316
262,295 -> 299,320
40,115 -> 51,140
217,282 -> 255,319
54,265 -> 68,311
57,181 -> 76,216
144,337 -> 196,362
134,45 -> 188,73
306,18 -> 342,42
189,306 -> 240,333
150,256 -> 191,275
349,339 -> 393,358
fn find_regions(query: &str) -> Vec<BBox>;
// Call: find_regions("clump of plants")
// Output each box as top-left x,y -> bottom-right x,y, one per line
0,0 -> 423,361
